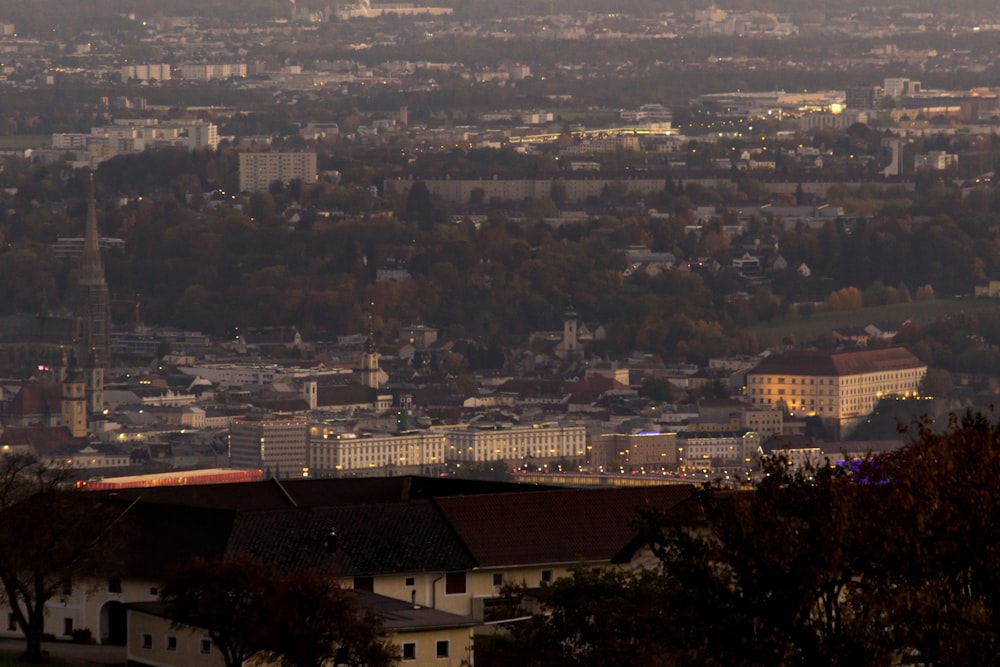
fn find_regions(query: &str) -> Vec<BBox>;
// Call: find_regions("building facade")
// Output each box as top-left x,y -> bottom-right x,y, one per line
746,347 -> 926,436
238,152 -> 318,193
443,424 -> 587,464
308,428 -> 448,477
229,415 -> 308,478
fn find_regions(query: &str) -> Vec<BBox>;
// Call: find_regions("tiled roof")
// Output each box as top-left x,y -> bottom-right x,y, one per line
0,426 -> 84,455
113,478 -> 695,581
433,484 -> 696,567
317,384 -> 378,407
748,347 -> 924,377
7,383 -> 63,418
124,502 -> 236,579
110,476 -> 553,511
355,590 -> 477,632
225,502 -> 476,576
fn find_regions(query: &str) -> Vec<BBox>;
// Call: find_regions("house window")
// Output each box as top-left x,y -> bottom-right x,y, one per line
402,642 -> 416,661
166,636 -> 177,651
6,613 -> 15,632
492,573 -> 503,587
405,577 -> 415,587
149,587 -> 158,596
141,634 -> 152,649
201,638 -> 212,654
436,640 -> 450,658
108,577 -> 122,593
541,570 -> 553,584
63,618 -> 73,636
445,571 -> 466,595
353,576 -> 374,592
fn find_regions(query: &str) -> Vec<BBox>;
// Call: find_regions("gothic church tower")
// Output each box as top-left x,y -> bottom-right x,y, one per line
73,174 -> 110,419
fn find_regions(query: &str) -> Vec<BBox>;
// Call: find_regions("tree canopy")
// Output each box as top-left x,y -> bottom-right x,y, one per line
486,413 -> 1000,667
161,554 -> 397,667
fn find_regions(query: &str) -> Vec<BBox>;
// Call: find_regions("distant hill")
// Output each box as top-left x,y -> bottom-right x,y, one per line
0,0 -> 290,33
0,0 -> 994,34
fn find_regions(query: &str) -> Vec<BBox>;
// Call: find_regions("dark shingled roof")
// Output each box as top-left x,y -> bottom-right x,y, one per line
225,502 -> 476,576
124,502 -> 236,579
131,590 -> 477,633
748,347 -> 924,377
317,384 -> 378,408
108,476 -> 558,511
433,484 -> 696,568
113,478 -> 696,580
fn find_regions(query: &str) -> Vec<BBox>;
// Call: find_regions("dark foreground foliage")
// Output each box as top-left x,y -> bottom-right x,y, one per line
481,412 -> 1000,667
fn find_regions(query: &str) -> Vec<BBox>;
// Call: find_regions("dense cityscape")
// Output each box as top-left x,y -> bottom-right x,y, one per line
0,0 -> 999,665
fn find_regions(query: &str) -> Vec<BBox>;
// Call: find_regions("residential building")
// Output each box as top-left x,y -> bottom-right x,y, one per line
177,63 -> 247,81
746,347 -> 927,437
120,64 -> 172,81
883,77 -> 921,99
238,152 -> 318,193
914,150 -> 958,171
845,85 -> 883,110
0,476 -> 697,660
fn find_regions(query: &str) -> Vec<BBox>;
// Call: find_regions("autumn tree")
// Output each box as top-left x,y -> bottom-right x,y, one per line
0,455 -> 130,663
162,555 -> 396,667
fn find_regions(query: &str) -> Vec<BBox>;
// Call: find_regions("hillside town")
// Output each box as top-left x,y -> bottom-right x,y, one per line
2,0 -> 1000,665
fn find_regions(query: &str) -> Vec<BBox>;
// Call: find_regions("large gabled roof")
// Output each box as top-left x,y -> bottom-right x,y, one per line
433,484 -> 696,568
114,477 -> 697,580
109,476 -> 556,511
748,347 -> 925,377
226,502 -> 476,576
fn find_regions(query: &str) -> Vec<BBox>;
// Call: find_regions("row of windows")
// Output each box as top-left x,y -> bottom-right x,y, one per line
139,633 -> 212,654
402,640 -> 450,661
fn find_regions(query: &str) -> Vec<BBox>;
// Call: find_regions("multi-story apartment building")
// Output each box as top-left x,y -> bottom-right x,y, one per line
238,152 -> 318,193
229,414 -> 308,478
443,423 -> 587,465
177,63 -> 247,81
120,63 -> 172,82
746,347 -> 926,437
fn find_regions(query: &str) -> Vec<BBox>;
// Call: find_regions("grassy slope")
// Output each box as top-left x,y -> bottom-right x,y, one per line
748,297 -> 1000,346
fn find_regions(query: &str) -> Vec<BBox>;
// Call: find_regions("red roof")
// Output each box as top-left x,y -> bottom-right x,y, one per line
7,383 -> 63,418
433,484 -> 696,567
749,347 -> 925,377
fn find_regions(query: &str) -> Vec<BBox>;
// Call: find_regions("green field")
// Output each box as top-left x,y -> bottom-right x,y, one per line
748,297 -> 1000,346
0,135 -> 48,150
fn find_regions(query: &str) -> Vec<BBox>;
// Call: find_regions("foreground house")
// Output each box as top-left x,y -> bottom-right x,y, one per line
0,476 -> 696,665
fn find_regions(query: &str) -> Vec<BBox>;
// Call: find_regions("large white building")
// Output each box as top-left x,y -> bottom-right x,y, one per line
443,423 -> 587,464
238,152 -> 318,193
51,120 -> 218,168
229,414 -> 309,478
309,427 -> 448,477
177,63 -> 247,81
120,63 -> 172,82
746,347 -> 926,436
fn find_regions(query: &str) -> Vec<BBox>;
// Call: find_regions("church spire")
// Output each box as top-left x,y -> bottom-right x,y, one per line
80,172 -> 104,284
74,171 -> 111,377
